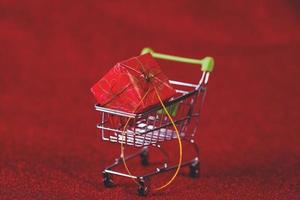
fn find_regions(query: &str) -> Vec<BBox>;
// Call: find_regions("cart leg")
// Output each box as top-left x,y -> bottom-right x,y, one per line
140,148 -> 149,166
137,177 -> 149,196
185,138 -> 200,157
181,138 -> 200,177
140,145 -> 170,168
105,147 -> 148,170
189,158 -> 200,178
103,171 -> 114,187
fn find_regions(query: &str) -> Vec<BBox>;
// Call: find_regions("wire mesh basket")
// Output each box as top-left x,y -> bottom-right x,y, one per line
96,80 -> 204,147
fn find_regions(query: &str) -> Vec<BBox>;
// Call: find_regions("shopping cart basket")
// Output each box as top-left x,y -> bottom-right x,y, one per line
94,48 -> 214,195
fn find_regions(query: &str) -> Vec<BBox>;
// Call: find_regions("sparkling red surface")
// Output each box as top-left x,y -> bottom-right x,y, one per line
0,0 -> 299,199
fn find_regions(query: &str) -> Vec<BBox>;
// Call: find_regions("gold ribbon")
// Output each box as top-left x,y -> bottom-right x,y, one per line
120,84 -> 182,191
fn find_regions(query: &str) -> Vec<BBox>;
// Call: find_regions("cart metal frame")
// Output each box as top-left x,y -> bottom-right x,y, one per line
94,48 -> 214,195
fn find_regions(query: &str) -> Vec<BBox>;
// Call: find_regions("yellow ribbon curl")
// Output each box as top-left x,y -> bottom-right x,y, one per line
120,85 -> 182,191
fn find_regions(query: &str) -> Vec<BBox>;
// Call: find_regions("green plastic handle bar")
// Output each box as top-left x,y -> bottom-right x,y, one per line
141,47 -> 214,72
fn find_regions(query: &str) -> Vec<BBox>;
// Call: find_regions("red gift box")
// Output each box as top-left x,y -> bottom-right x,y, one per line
91,53 -> 176,114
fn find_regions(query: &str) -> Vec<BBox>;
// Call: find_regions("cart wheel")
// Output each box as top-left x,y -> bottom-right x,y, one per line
189,160 -> 200,178
137,178 -> 149,196
140,150 -> 149,166
103,172 -> 114,188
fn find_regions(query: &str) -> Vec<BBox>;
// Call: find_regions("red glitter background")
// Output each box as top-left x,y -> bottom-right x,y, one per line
0,0 -> 299,199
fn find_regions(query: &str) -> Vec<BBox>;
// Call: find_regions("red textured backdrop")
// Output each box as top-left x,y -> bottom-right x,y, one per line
0,0 -> 300,199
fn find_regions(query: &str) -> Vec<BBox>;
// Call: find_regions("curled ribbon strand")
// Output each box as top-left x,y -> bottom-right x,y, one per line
120,85 -> 183,191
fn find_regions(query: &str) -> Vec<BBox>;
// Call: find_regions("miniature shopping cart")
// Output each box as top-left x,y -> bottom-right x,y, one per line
94,48 -> 214,195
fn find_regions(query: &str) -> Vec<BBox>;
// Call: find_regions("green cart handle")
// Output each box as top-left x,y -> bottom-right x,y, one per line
141,47 -> 214,72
